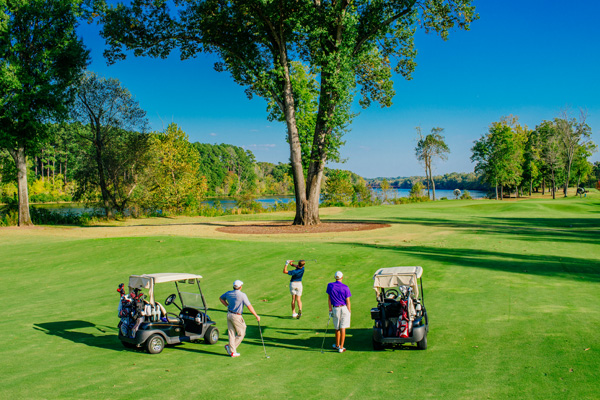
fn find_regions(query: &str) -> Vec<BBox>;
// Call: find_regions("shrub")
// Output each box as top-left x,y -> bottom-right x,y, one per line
460,190 -> 473,200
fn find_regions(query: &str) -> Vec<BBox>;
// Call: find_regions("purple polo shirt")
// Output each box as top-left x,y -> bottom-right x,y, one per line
326,281 -> 351,307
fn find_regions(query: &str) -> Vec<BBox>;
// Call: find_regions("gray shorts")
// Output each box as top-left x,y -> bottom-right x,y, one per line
289,281 -> 303,296
332,305 -> 350,330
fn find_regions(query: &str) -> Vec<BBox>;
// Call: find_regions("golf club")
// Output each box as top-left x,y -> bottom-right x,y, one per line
257,320 -> 270,359
320,313 -> 332,353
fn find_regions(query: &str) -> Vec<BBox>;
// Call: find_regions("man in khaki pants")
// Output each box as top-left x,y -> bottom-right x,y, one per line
219,280 -> 260,357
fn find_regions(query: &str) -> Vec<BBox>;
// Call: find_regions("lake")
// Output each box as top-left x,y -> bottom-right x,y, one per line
33,188 -> 486,214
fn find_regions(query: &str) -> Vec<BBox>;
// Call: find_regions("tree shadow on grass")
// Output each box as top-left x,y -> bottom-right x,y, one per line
33,320 -> 123,352
343,243 -> 600,283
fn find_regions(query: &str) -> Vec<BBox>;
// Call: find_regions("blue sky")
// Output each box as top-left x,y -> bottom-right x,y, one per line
77,0 -> 600,179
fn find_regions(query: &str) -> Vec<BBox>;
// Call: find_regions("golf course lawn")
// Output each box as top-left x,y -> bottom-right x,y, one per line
1,194 -> 599,399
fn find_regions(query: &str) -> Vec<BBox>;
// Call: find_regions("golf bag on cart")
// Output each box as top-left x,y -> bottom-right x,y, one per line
396,287 -> 413,338
117,284 -> 145,338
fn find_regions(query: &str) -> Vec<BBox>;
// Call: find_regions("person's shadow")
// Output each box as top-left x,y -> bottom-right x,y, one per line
33,320 -> 124,352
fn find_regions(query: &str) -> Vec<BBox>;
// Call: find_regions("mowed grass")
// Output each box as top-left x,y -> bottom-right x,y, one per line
1,193 -> 599,399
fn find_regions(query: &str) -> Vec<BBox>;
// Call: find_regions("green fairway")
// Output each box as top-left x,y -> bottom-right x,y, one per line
2,195 -> 599,399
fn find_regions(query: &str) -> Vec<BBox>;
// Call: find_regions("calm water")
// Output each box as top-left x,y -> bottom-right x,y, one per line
34,189 -> 485,214
374,188 -> 486,200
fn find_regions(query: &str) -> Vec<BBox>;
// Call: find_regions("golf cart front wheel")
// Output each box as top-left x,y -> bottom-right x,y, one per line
146,334 -> 165,354
417,333 -> 427,350
372,337 -> 384,351
204,326 -> 219,345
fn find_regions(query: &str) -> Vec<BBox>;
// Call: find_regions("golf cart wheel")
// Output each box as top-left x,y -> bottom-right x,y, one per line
372,337 -> 384,351
204,325 -> 219,345
121,340 -> 136,349
417,333 -> 427,350
146,334 -> 165,354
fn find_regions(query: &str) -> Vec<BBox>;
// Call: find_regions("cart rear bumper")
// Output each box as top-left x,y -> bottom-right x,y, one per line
373,324 -> 427,344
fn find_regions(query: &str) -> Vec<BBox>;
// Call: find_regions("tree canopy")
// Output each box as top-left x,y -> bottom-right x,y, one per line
93,0 -> 478,225
0,0 -> 89,225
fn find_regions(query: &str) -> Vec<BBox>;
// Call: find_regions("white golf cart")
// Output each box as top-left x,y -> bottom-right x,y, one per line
371,267 -> 428,350
118,273 -> 219,354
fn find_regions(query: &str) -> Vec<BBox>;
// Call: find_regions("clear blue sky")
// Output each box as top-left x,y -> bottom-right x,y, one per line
77,0 -> 600,179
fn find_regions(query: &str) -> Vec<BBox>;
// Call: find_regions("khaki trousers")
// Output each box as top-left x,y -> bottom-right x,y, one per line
227,313 -> 246,353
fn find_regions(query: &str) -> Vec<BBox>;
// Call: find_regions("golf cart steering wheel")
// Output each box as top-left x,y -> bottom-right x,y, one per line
165,294 -> 177,306
385,289 -> 399,299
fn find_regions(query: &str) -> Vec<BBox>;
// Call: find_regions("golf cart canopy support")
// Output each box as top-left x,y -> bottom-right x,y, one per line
128,273 -> 203,305
372,266 -> 422,297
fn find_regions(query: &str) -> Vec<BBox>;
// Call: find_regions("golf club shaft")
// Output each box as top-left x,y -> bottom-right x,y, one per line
257,320 -> 269,358
320,314 -> 332,352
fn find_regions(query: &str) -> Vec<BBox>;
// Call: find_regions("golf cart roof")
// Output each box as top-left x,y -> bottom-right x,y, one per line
128,273 -> 203,304
373,266 -> 422,296
129,273 -> 202,287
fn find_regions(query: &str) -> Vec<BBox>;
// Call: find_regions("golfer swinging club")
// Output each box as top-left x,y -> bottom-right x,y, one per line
219,280 -> 260,358
326,271 -> 351,353
283,259 -> 305,319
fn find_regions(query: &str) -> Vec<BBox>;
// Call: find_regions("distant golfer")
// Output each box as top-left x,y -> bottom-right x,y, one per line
326,271 -> 351,353
283,259 -> 305,319
219,280 -> 260,358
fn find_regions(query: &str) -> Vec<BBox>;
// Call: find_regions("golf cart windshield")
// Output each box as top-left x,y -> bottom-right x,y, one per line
180,291 -> 204,309
373,266 -> 422,298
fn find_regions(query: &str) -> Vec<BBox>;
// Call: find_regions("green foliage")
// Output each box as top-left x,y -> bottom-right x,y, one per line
471,117 -> 524,198
141,124 -> 206,212
322,170 -> 355,206
0,0 -> 89,225
194,142 -> 257,196
0,0 -> 89,151
460,190 -> 473,200
409,181 -> 425,199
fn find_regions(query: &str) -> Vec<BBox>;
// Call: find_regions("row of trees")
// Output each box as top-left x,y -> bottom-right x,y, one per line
368,172 -> 485,192
471,114 -> 596,199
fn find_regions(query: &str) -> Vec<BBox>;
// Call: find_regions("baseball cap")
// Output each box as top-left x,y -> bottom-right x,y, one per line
334,271 -> 343,279
233,280 -> 244,288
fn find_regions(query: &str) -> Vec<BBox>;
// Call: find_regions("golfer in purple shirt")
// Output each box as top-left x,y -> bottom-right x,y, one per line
326,271 -> 351,353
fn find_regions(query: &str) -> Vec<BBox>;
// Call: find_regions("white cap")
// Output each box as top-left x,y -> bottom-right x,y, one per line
335,271 -> 343,279
233,280 -> 244,288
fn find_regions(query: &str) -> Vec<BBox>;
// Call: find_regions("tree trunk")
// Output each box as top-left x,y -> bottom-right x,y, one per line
8,147 -> 33,226
424,161 -> 430,199
495,184 -> 498,200
93,124 -> 114,218
500,186 -> 504,200
564,164 -> 572,197
530,178 -> 533,196
429,164 -> 436,200
542,178 -> 545,195
277,50 -> 307,225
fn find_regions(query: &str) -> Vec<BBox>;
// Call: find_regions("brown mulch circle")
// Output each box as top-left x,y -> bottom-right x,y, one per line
216,221 -> 390,235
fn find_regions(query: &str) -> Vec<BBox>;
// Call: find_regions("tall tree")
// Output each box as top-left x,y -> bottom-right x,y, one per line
0,0 -> 88,225
415,127 -> 450,200
142,123 -> 207,212
537,120 -> 563,200
94,0 -> 477,225
471,118 -> 523,200
555,110 -> 592,196
70,72 -> 149,217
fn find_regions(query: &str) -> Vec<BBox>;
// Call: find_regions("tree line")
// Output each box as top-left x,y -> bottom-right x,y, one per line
471,114 -> 597,200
